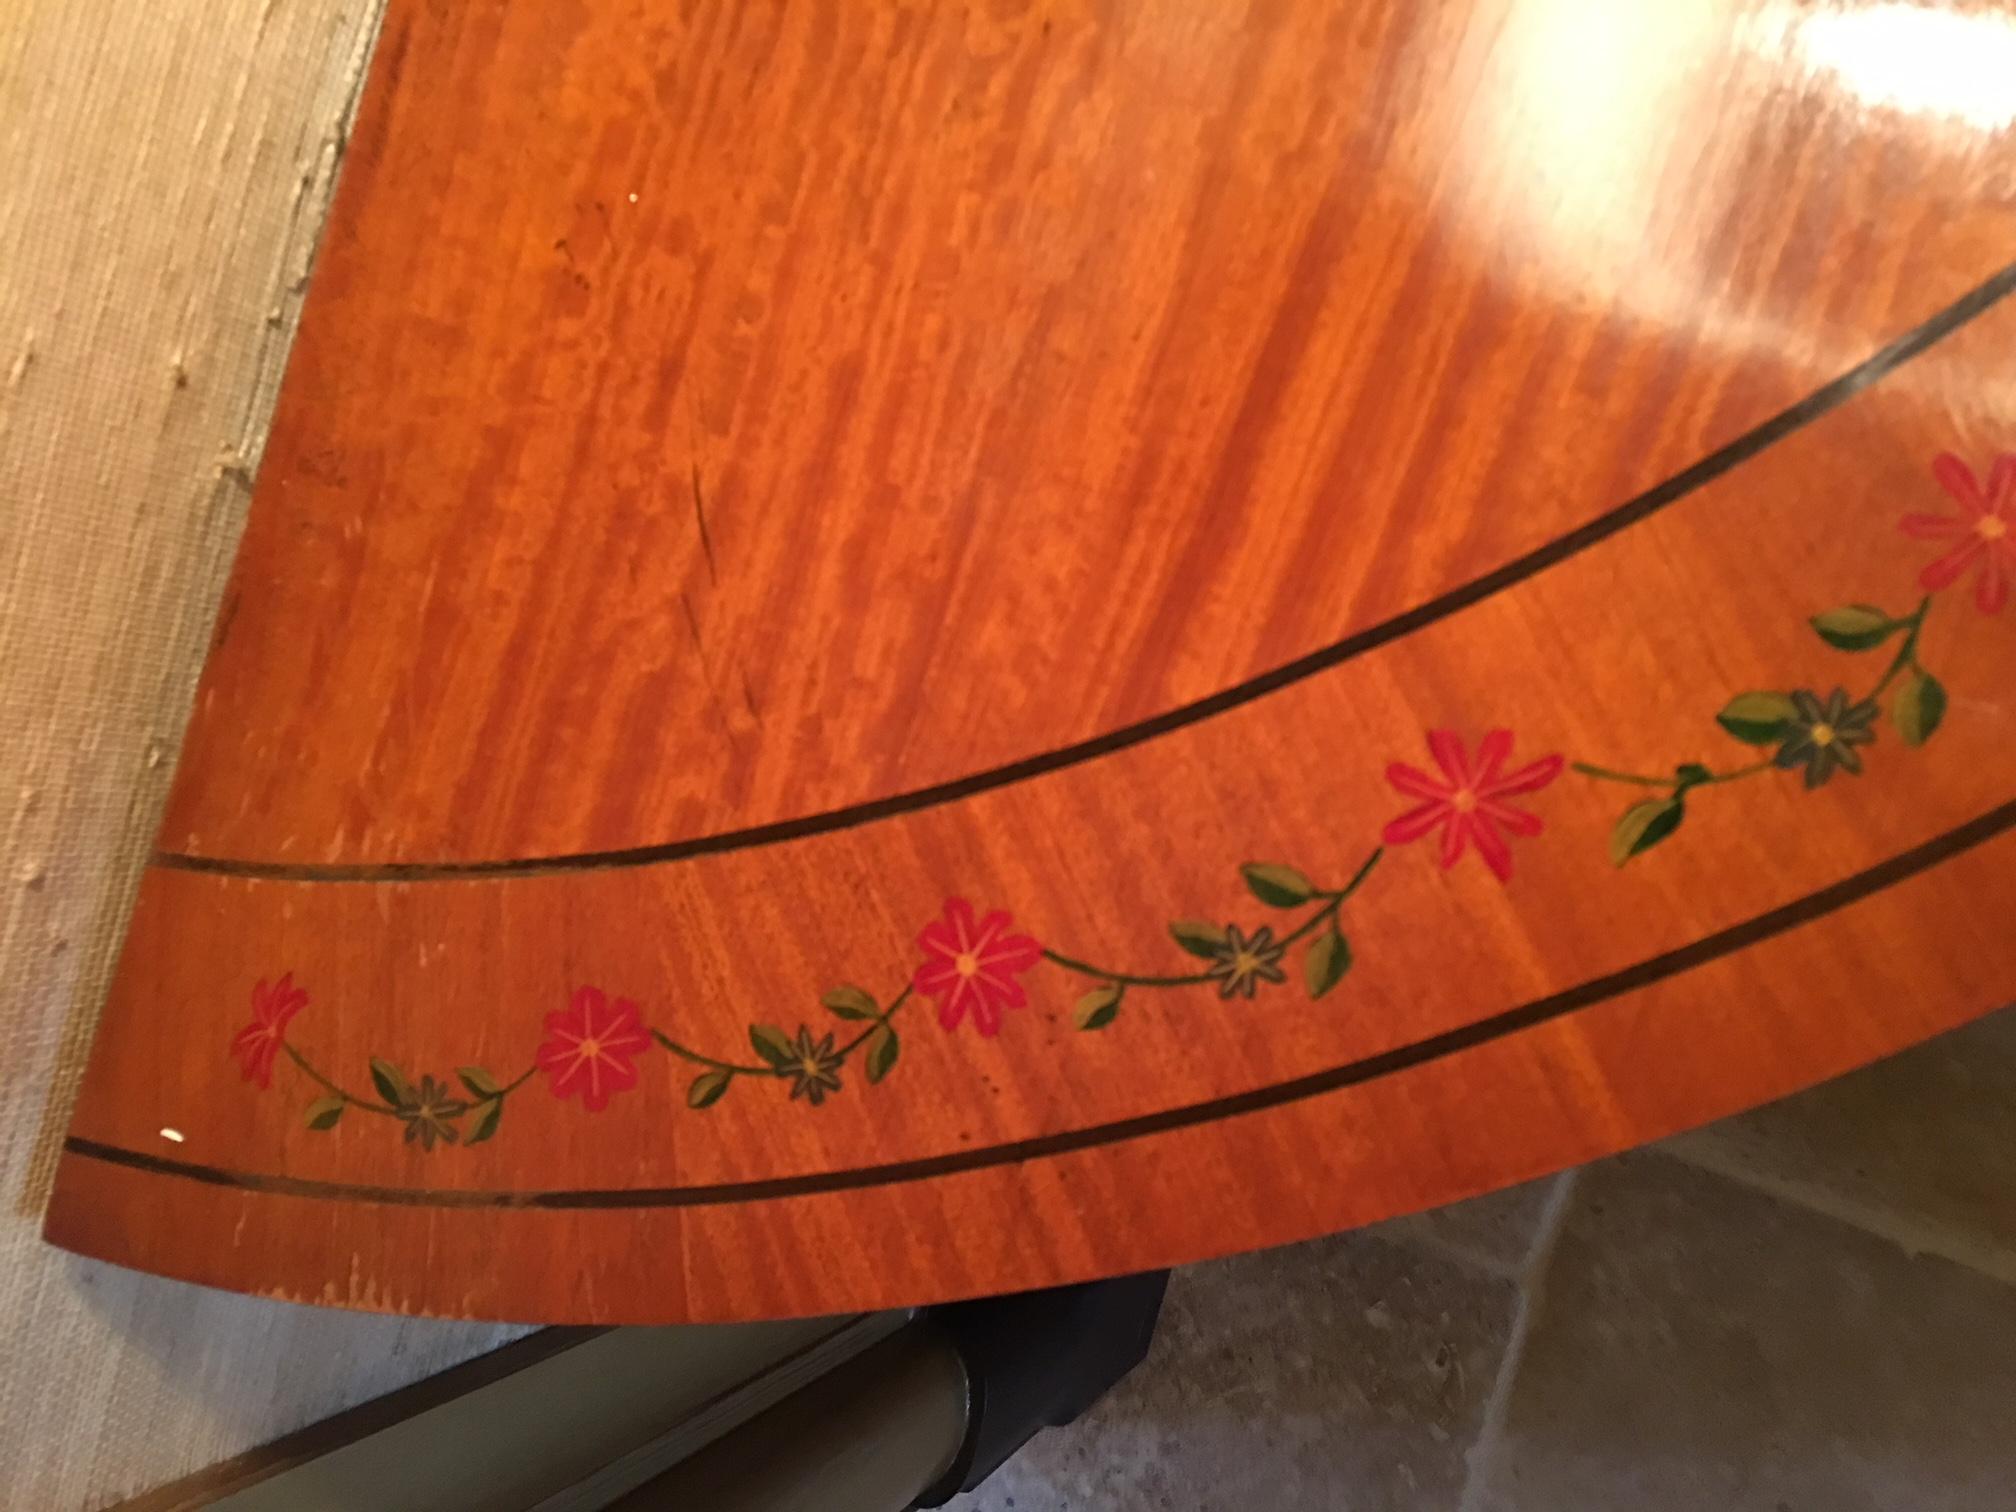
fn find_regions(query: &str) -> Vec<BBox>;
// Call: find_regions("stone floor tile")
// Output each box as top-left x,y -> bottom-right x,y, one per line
1371,1176 -> 1567,1276
950,1230 -> 1520,1512
1475,1152 -> 2016,1512
1659,1004 -> 2016,1280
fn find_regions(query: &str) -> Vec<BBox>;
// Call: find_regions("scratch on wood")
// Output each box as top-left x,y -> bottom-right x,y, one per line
739,669 -> 762,723
678,593 -> 745,740
690,462 -> 718,584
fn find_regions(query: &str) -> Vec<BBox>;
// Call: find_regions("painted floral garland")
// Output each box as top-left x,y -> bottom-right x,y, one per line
228,452 -> 2014,1150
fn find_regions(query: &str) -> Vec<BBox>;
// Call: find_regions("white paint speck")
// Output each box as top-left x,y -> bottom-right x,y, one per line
628,192 -> 639,203
159,1128 -> 185,1143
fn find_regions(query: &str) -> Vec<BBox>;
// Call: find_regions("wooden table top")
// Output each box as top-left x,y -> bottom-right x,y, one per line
47,0 -> 2016,1323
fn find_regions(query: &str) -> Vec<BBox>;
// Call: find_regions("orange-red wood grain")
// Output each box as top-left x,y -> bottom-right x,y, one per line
160,0 -> 2016,864
47,821 -> 2015,1321
46,0 -> 2016,1323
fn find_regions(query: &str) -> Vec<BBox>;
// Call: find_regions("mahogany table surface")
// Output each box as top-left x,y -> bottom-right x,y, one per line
47,0 -> 2016,1322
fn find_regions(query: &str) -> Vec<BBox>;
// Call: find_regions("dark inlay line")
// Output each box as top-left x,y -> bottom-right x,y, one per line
154,260 -> 2016,884
77,794 -> 2016,1209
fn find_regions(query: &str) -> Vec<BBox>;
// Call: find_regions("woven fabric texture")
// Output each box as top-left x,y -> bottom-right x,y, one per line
0,4 -> 525,1505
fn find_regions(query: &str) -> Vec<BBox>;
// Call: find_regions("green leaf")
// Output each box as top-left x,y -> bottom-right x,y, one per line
464,1097 -> 503,1144
687,1069 -> 732,1109
456,1065 -> 500,1099
1893,670 -> 1946,747
304,1095 -> 345,1131
1073,983 -> 1124,1031
1810,604 -> 1900,652
864,1026 -> 900,1084
368,1057 -> 412,1107
1169,920 -> 1230,959
1304,930 -> 1352,998
1609,796 -> 1686,865
821,984 -> 879,1021
1673,763 -> 1714,788
1241,863 -> 1314,907
1715,691 -> 1800,745
749,1025 -> 794,1069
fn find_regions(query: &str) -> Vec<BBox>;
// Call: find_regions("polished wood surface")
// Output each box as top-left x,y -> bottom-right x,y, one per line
47,0 -> 2016,1322
155,0 -> 2016,864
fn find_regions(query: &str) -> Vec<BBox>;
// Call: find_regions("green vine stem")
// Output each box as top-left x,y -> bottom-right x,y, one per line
1574,594 -> 1943,865
280,845 -> 1392,1131
1044,846 -> 1383,983
650,1034 -> 771,1077
660,985 -> 911,1108
1035,952 -> 1216,989
664,844 -> 1388,1089
1569,758 -> 1772,790
836,986 -> 910,1057
287,1050 -> 541,1113
1044,846 -> 1384,1018
1869,594 -> 1934,700
284,1042 -> 395,1116
282,1041 -> 538,1147
655,987 -> 911,1090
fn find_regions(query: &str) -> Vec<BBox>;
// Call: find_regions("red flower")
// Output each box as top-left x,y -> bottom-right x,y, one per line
1901,452 -> 2016,614
538,987 -> 652,1111
913,898 -> 1043,1036
1383,729 -> 1564,882
229,972 -> 308,1089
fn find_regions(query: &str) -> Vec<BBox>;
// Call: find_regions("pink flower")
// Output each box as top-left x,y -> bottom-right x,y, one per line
538,987 -> 652,1111
1383,729 -> 1564,882
230,972 -> 309,1089
912,898 -> 1043,1037
1901,452 -> 2016,614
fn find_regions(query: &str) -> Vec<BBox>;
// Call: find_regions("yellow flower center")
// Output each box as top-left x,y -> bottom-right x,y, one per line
579,1037 -> 601,1058
1452,788 -> 1479,813
1810,723 -> 1835,747
1233,949 -> 1261,974
1980,515 -> 2009,541
955,952 -> 980,977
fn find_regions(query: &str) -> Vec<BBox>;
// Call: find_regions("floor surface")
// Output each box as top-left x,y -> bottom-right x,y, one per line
952,1005 -> 2016,1511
